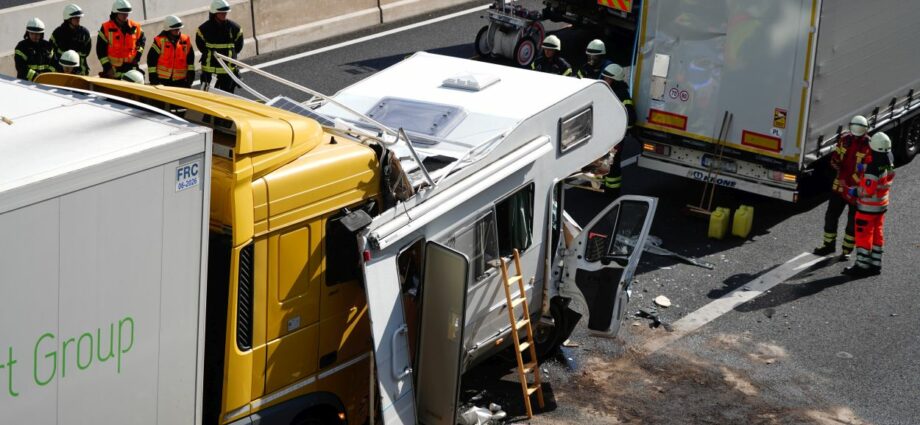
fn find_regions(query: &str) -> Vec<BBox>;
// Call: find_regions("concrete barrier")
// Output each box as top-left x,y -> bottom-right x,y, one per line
1,0 -> 480,78
251,0 -> 380,53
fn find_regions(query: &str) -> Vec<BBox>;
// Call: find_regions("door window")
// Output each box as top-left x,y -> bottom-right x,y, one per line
445,210 -> 498,282
607,200 -> 650,259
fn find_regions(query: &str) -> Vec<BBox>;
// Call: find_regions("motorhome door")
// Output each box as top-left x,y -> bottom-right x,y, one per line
416,242 -> 470,425
560,195 -> 657,337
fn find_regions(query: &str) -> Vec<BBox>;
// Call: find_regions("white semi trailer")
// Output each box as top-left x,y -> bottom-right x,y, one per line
543,0 -> 920,201
0,77 -> 211,424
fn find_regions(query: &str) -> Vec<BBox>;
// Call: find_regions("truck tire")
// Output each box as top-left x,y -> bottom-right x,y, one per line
474,25 -> 492,57
893,117 -> 920,165
513,36 -> 538,67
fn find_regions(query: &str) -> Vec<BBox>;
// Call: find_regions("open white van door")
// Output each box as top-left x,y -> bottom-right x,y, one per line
560,195 -> 658,337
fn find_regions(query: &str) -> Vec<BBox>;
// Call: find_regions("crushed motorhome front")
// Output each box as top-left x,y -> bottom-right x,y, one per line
309,52 -> 657,424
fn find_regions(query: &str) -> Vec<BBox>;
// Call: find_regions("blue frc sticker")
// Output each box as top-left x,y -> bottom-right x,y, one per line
176,160 -> 201,192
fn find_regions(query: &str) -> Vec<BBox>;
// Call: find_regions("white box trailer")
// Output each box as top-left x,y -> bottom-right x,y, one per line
632,0 -> 920,201
549,0 -> 920,201
0,76 -> 211,425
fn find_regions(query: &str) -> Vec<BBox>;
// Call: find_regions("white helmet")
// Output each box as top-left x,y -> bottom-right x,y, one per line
63,4 -> 84,20
849,115 -> 868,137
122,69 -> 144,84
542,35 -> 561,51
586,39 -> 606,56
602,63 -> 627,82
869,132 -> 892,153
165,15 -> 183,29
59,50 -> 80,67
26,17 -> 45,33
111,0 -> 132,14
210,0 -> 231,13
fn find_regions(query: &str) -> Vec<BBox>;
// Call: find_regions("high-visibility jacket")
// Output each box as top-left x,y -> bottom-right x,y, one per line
96,18 -> 145,73
50,22 -> 92,75
829,133 -> 872,204
531,55 -> 573,76
148,32 -> 194,84
856,153 -> 895,215
196,17 -> 244,75
14,37 -> 56,81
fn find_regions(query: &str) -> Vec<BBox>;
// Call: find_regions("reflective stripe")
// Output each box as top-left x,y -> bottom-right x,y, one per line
151,42 -> 162,54
623,99 -> 634,105
26,69 -> 36,81
856,247 -> 871,255
857,204 -> 887,214
14,50 -> 27,60
841,241 -> 855,249
99,56 -> 110,65
205,42 -> 235,48
562,68 -> 573,76
843,234 -> 855,241
870,251 -> 882,259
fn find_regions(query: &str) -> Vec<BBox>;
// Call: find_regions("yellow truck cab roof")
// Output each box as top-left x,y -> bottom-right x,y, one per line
34,73 -> 322,156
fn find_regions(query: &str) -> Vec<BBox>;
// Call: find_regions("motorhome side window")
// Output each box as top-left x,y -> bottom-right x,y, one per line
495,183 -> 535,257
559,105 -> 593,152
446,211 -> 499,281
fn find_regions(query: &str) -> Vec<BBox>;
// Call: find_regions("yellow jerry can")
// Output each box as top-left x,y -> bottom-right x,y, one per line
708,207 -> 731,240
732,205 -> 754,239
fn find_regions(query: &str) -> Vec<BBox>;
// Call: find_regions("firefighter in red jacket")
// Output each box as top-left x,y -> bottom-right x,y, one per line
814,115 -> 872,257
843,132 -> 895,277
147,16 -> 195,87
96,0 -> 145,79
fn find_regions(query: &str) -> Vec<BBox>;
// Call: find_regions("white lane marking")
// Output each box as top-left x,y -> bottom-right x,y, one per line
622,154 -> 638,167
642,252 -> 827,353
248,3 -> 492,72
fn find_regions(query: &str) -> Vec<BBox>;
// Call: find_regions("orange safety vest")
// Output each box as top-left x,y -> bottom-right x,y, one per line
101,19 -> 142,68
154,34 -> 191,81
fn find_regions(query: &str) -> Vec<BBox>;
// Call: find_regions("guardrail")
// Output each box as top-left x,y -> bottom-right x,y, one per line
0,0 -> 481,77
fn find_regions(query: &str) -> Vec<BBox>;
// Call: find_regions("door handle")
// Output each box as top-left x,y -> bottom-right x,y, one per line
391,324 -> 412,380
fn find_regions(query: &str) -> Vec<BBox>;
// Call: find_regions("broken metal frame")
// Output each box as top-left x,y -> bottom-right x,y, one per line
212,52 -> 436,188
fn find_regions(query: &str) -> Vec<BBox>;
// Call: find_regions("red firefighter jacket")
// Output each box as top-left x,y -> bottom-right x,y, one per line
830,133 -> 872,203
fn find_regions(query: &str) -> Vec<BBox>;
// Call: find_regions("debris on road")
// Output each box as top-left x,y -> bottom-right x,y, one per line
634,308 -> 673,331
654,295 -> 672,308
641,235 -> 716,270
562,339 -> 580,348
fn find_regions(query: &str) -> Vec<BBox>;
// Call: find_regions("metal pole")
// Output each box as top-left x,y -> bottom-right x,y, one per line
399,128 -> 435,187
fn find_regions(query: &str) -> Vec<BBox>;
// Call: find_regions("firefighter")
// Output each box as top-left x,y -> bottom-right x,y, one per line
50,4 -> 92,75
814,115 -> 871,257
600,63 -> 635,197
843,132 -> 895,277
531,35 -> 572,76
577,39 -> 612,79
14,18 -> 56,82
147,16 -> 195,87
197,0 -> 244,93
96,0 -> 146,79
57,49 -> 81,73
121,69 -> 144,84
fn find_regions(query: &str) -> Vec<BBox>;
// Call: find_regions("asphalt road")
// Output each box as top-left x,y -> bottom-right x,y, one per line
238,2 -> 919,423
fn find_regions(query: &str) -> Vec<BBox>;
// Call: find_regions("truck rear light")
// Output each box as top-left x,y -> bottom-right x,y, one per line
771,171 -> 797,182
642,142 -> 671,156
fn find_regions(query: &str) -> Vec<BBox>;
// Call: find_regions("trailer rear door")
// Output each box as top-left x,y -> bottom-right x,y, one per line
634,0 -> 817,163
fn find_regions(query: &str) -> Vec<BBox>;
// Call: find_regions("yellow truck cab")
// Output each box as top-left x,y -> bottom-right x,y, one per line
35,74 -> 377,425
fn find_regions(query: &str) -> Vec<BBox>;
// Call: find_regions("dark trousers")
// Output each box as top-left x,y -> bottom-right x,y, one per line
214,73 -> 237,93
823,194 -> 856,248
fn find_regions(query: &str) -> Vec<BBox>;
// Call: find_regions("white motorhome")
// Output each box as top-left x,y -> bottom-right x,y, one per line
307,52 -> 659,424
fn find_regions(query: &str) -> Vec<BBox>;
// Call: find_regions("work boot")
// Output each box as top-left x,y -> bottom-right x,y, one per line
813,243 -> 835,256
841,264 -> 879,278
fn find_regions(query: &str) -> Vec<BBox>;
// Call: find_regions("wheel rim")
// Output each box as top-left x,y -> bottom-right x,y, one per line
516,39 -> 535,66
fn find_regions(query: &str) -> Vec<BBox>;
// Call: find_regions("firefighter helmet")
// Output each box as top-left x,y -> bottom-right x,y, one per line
849,115 -> 868,137
59,50 -> 80,67
542,35 -> 561,51
122,69 -> 144,84
586,39 -> 606,56
111,0 -> 132,14
602,63 -> 626,82
63,4 -> 84,20
210,0 -> 231,13
869,132 -> 892,153
26,18 -> 45,33
165,15 -> 183,29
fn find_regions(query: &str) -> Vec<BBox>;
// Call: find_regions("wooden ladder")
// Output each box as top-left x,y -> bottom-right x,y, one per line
499,249 -> 545,419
